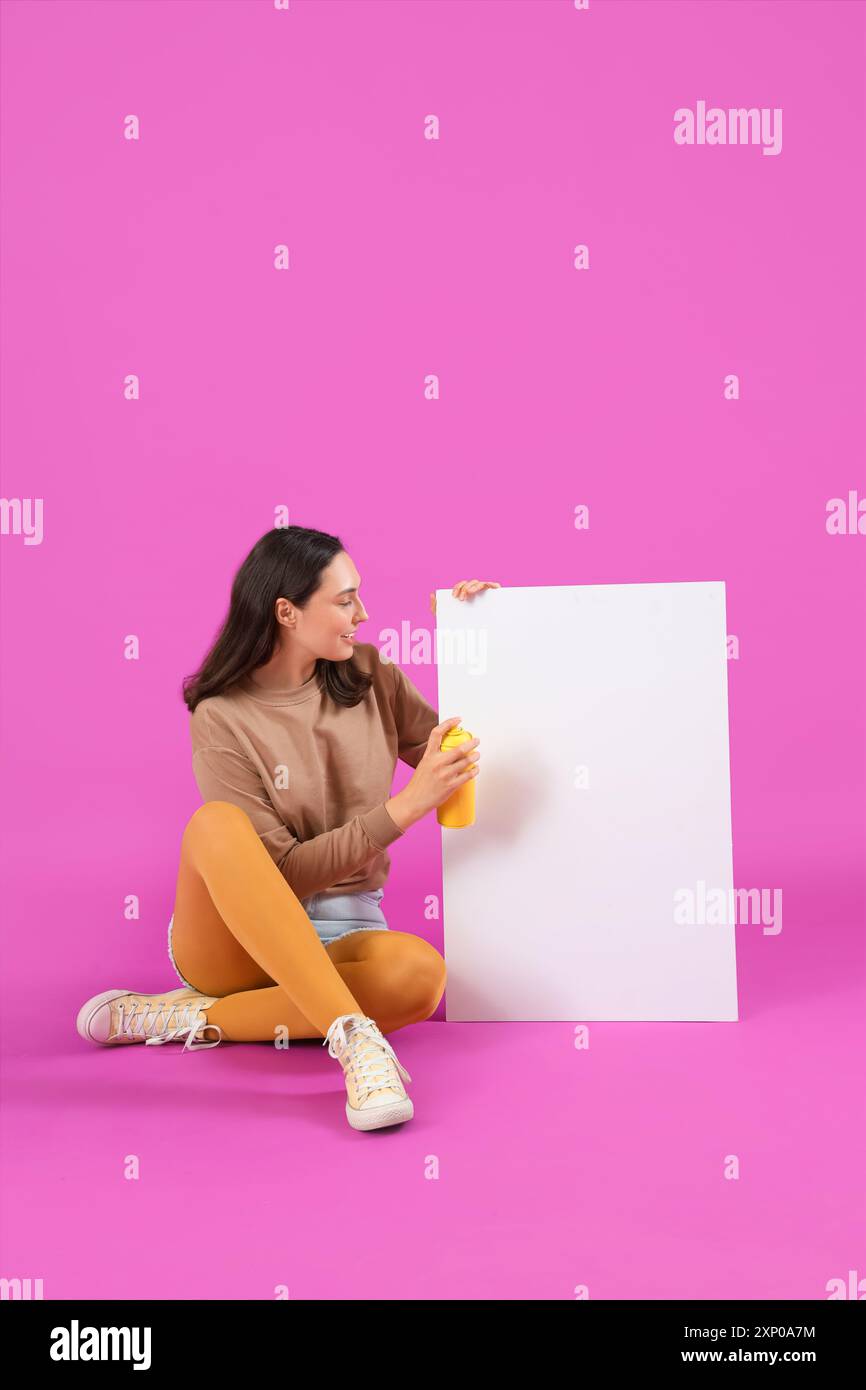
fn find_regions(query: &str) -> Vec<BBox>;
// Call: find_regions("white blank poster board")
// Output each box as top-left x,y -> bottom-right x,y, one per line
435,582 -> 737,1022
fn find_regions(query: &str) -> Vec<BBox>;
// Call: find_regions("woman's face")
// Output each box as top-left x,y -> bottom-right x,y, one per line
299,550 -> 368,661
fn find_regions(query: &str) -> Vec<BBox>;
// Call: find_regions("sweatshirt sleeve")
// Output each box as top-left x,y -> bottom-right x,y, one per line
189,708 -> 405,902
390,660 -> 440,769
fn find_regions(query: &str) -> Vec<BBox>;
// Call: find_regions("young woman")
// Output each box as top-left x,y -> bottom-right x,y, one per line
76,524 -> 499,1133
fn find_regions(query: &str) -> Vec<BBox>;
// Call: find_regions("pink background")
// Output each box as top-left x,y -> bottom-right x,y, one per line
1,0 -> 863,1300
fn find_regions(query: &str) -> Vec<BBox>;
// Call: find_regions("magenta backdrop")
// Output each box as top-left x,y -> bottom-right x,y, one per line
1,0 -> 863,1301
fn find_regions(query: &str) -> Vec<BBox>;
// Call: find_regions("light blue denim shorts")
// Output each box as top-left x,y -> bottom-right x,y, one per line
166,888 -> 388,990
300,887 -> 389,947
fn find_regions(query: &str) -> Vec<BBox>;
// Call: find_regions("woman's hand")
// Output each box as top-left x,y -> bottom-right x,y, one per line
385,717 -> 480,830
429,580 -> 501,615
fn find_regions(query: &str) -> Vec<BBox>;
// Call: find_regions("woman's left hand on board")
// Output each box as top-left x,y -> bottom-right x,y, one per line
429,580 -> 502,615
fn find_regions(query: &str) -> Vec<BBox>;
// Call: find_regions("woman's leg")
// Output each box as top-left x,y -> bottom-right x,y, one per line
203,929 -> 446,1043
170,801 -> 446,1043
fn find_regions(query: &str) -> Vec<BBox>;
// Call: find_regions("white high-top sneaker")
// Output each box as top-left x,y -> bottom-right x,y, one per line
324,1013 -> 414,1131
76,987 -> 223,1053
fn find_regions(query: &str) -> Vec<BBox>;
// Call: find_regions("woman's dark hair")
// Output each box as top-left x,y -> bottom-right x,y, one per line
182,526 -> 374,714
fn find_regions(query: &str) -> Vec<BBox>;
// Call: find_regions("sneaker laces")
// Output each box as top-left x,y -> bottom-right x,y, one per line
323,1014 -> 411,1103
115,996 -> 223,1053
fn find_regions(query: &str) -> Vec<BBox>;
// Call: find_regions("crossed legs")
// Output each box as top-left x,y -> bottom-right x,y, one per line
169,801 -> 446,1043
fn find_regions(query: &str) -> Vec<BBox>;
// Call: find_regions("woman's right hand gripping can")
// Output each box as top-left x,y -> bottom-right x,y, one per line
437,726 -> 476,828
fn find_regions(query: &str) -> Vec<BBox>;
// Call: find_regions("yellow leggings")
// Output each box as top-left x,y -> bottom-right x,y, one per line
170,802 -> 447,1043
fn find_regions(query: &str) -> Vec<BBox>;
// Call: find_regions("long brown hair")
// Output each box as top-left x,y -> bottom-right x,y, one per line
181,526 -> 374,713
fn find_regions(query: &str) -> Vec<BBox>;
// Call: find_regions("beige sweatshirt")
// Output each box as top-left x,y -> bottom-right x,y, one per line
189,643 -> 440,902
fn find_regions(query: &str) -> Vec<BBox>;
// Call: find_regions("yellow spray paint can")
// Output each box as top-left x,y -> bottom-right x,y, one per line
437,726 -> 476,828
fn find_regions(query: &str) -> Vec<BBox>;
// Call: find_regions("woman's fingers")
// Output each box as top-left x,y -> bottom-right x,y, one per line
433,580 -> 501,608
452,579 -> 501,600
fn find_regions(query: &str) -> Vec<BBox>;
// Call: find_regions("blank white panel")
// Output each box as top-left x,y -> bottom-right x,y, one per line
435,582 -> 738,1021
